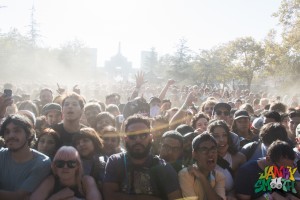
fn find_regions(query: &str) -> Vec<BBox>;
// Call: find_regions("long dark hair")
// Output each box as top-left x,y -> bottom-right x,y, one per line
0,114 -> 36,146
208,120 -> 237,155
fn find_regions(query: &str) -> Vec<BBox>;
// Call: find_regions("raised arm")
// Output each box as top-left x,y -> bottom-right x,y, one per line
0,190 -> 30,200
169,92 -> 197,130
30,175 -> 55,200
129,71 -> 147,101
158,79 -> 175,101
82,175 -> 102,200
0,93 -> 13,119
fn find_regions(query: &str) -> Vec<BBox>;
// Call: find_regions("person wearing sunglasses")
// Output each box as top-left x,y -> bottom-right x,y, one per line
103,114 -> 182,200
179,133 -> 226,200
212,102 -> 241,150
213,103 -> 231,123
30,146 -> 102,200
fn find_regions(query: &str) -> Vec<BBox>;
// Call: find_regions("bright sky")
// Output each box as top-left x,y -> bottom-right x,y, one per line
0,0 -> 282,68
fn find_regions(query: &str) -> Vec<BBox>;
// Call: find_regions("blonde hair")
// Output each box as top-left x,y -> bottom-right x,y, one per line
51,146 -> 84,193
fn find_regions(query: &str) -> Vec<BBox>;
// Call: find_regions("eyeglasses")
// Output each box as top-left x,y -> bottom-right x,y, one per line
215,110 -> 230,116
54,160 -> 77,168
196,146 -> 218,154
161,144 -> 182,153
127,132 -> 149,140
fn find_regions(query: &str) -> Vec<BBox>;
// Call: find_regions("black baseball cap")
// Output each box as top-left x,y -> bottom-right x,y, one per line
234,109 -> 250,120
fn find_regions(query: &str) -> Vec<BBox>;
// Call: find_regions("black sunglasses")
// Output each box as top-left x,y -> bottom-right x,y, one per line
215,110 -> 230,116
127,132 -> 149,140
54,160 -> 77,168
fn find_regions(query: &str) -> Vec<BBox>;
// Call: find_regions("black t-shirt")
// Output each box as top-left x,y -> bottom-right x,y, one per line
235,160 -> 264,199
104,152 -> 180,200
52,122 -> 86,147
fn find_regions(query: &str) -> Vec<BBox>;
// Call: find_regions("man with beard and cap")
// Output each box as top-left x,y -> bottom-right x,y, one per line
0,114 -> 51,199
103,114 -> 182,200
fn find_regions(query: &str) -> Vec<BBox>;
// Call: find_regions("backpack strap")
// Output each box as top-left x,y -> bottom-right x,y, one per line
217,156 -> 234,178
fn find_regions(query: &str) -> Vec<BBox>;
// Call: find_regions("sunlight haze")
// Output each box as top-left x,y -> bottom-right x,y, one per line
0,0 -> 281,67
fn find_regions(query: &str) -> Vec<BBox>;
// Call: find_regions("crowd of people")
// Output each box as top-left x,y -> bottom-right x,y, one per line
0,74 -> 300,200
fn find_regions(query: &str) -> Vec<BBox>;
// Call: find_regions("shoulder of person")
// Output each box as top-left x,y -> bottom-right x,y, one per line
45,174 -> 56,184
237,159 -> 258,172
31,148 -> 51,163
214,169 -> 226,180
232,152 -> 247,162
80,123 -> 87,128
152,155 -> 167,166
51,122 -> 63,131
0,147 -> 8,153
110,152 -> 125,160
82,175 -> 96,185
178,167 -> 193,179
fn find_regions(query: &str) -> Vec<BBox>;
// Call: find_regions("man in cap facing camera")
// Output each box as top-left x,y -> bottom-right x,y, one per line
232,109 -> 257,147
42,103 -> 62,127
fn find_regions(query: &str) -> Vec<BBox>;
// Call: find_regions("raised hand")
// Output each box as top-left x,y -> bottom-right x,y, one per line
56,83 -> 65,95
167,79 -> 175,86
0,93 -> 13,118
73,85 -> 80,94
184,91 -> 197,107
135,71 -> 147,89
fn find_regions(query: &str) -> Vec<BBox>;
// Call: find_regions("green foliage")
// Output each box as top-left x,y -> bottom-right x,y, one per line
192,47 -> 230,85
165,38 -> 193,82
223,37 -> 265,89
273,0 -> 300,78
1,0 -> 300,89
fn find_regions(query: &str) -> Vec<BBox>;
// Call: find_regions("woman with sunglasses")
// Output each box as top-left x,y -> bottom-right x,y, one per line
208,120 -> 246,200
30,146 -> 102,200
